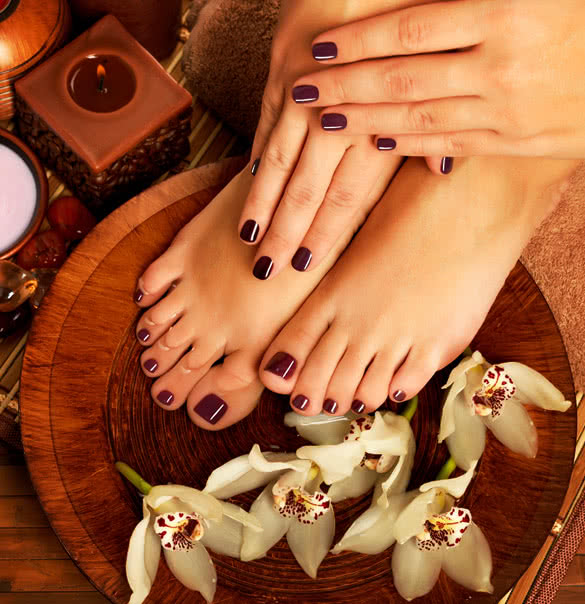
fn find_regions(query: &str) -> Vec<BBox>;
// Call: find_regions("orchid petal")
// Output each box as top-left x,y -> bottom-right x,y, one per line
286,507 -> 335,578
443,351 -> 487,389
218,499 -> 262,531
483,399 -> 538,458
297,440 -> 364,484
248,444 -> 311,476
498,362 -> 572,412
445,395 -> 487,471
146,485 -> 223,522
202,512 -> 242,559
284,412 -> 351,445
328,466 -> 378,503
393,489 -> 445,544
241,482 -> 290,561
359,412 -> 409,456
420,461 -> 477,498
377,422 -> 416,507
442,522 -> 494,593
163,542 -> 216,603
392,538 -> 443,601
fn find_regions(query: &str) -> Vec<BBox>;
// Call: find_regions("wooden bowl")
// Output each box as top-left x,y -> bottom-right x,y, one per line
19,157 -> 576,604
0,127 -> 48,259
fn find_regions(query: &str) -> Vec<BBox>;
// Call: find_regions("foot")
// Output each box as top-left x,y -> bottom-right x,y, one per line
260,156 -> 577,416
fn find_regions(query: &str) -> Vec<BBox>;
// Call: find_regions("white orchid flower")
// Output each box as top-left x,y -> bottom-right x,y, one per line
439,351 -> 572,470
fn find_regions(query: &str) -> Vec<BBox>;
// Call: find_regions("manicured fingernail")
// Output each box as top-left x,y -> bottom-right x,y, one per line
144,358 -> 158,373
312,41 -> 337,61
323,398 -> 338,414
441,157 -> 454,175
321,113 -> 347,130
377,138 -> 397,151
134,289 -> 144,303
157,390 -> 174,406
240,219 -> 259,243
292,85 -> 319,103
253,256 -> 273,280
194,394 -> 228,424
351,399 -> 366,414
291,247 -> 312,272
264,352 -> 297,379
393,390 -> 406,402
137,328 -> 150,342
292,395 -> 310,411
251,158 -> 260,175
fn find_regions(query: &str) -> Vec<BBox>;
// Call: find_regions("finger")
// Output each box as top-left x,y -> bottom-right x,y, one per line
425,156 -> 454,175
311,0 -> 486,63
251,133 -> 347,280
250,77 -> 285,166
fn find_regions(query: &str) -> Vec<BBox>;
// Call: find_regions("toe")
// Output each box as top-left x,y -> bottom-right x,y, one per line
388,346 -> 440,403
135,290 -> 185,347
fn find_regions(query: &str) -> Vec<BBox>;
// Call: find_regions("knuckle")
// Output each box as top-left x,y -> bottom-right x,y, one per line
263,144 -> 294,173
325,186 -> 356,213
383,63 -> 416,100
408,104 -> 436,132
283,183 -> 321,211
443,135 -> 465,155
260,90 -> 281,123
397,12 -> 428,52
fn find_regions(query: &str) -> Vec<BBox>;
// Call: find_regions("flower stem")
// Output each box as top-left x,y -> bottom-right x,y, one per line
115,461 -> 152,495
401,394 -> 418,422
436,457 -> 457,480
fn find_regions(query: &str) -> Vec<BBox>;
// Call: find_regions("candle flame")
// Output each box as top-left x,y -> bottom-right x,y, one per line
97,64 -> 106,79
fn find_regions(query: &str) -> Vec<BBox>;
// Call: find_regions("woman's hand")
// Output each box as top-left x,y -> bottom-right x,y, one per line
292,0 -> 585,159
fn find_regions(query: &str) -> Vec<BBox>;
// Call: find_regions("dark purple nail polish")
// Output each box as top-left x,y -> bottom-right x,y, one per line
134,289 -> 144,303
377,138 -> 397,151
251,158 -> 260,175
393,390 -> 406,402
137,328 -> 150,343
291,247 -> 312,272
323,398 -> 338,414
157,390 -> 174,406
321,113 -> 347,130
253,256 -> 273,280
194,394 -> 228,424
351,399 -> 366,414
312,41 -> 338,61
441,157 -> 454,175
240,219 -> 259,243
265,352 -> 297,379
292,85 -> 319,103
144,359 -> 158,373
292,395 -> 310,411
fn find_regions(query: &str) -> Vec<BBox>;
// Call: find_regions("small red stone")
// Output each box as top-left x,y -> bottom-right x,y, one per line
0,303 -> 31,337
47,196 -> 97,241
16,230 -> 67,270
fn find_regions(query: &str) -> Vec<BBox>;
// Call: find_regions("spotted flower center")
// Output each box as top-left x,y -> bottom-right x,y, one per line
472,365 -> 515,418
416,506 -> 471,551
273,486 -> 331,524
343,416 -> 391,472
154,512 -> 204,551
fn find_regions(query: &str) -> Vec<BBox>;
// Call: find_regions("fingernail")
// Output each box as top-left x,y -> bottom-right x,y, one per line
264,352 -> 297,379
253,256 -> 273,280
291,247 -> 312,272
144,359 -> 158,373
393,390 -> 406,402
351,399 -> 366,414
134,289 -> 144,303
323,398 -> 338,414
321,113 -> 347,130
251,158 -> 260,175
377,138 -> 397,151
292,85 -> 319,103
312,41 -> 337,61
194,394 -> 228,424
292,395 -> 310,411
137,328 -> 150,343
157,390 -> 174,406
440,157 -> 454,175
240,219 -> 259,243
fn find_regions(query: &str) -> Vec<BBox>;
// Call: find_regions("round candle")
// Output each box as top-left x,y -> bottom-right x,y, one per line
68,55 -> 136,113
0,0 -> 13,15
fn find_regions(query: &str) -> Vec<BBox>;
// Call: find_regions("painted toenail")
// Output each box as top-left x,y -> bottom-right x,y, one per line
264,352 -> 297,379
393,390 -> 406,402
323,399 -> 338,414
292,84 -> 319,103
251,158 -> 260,175
134,289 -> 144,303
240,219 -> 259,243
144,359 -> 158,373
440,157 -> 454,175
194,394 -> 228,424
312,41 -> 338,61
157,390 -> 174,406
321,113 -> 347,130
377,138 -> 397,151
137,328 -> 150,342
253,256 -> 273,280
351,399 -> 366,414
292,395 -> 310,411
291,247 -> 312,272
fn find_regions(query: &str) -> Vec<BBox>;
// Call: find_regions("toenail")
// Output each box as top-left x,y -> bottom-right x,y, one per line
440,157 -> 454,175
323,399 -> 338,414
292,84 -> 319,103
134,289 -> 144,303
393,390 -> 406,402
137,328 -> 150,343
292,395 -> 310,411
264,352 -> 297,379
351,399 -> 366,414
251,158 -> 260,175
291,247 -> 312,272
240,219 -> 259,243
321,113 -> 347,131
377,138 -> 397,151
253,256 -> 273,280
144,359 -> 158,373
157,390 -> 174,406
194,394 -> 228,424
312,41 -> 338,61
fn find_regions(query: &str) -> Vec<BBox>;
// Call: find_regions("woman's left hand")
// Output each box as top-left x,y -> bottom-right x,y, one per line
292,0 -> 585,159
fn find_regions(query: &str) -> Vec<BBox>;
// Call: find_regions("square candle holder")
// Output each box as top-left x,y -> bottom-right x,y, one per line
14,15 -> 192,217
